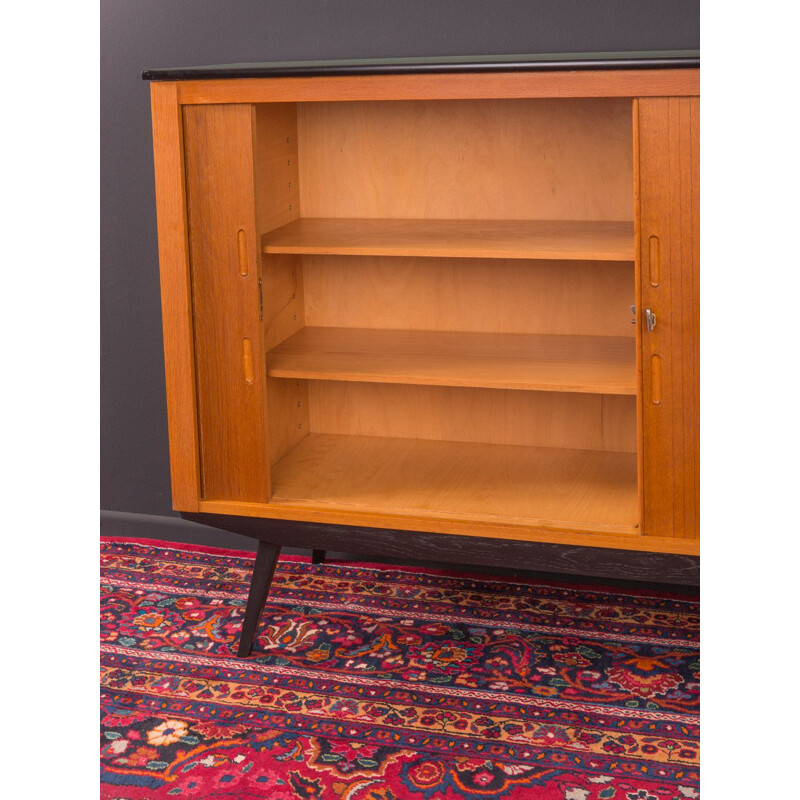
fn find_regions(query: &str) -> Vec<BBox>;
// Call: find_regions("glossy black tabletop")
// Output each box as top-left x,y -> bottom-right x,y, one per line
142,50 -> 699,81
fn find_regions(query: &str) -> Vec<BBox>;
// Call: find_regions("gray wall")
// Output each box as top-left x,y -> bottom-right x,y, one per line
101,1 -> 699,537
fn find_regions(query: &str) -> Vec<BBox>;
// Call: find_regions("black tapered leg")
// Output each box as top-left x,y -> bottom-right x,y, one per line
311,549 -> 326,565
237,541 -> 281,657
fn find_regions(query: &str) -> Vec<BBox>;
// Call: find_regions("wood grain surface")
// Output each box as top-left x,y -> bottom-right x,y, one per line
269,433 -> 639,533
149,82 -> 201,510
637,97 -> 700,540
306,381 -> 636,453
267,327 -> 636,394
263,218 -> 634,260
303,256 -> 635,337
182,104 -> 270,502
296,99 -> 633,223
177,69 -> 699,104
183,510 -> 700,584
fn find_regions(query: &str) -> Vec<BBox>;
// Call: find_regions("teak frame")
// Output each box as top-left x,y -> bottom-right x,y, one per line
149,66 -> 699,655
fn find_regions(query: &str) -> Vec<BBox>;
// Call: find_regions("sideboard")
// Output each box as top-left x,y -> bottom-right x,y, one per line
144,51 -> 700,656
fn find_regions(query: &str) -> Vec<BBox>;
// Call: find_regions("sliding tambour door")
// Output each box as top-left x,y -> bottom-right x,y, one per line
636,97 -> 700,540
182,105 -> 270,502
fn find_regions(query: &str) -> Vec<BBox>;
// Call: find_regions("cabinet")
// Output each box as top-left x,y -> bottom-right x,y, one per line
146,53 -> 699,654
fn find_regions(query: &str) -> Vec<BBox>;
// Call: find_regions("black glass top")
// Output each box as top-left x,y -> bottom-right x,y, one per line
142,50 -> 699,81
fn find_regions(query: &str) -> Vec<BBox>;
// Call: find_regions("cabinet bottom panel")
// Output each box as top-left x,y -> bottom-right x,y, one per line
269,433 -> 638,533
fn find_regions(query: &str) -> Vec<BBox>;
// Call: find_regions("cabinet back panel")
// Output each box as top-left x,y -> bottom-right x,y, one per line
304,256 -> 634,337
307,381 -> 636,453
296,99 -> 633,221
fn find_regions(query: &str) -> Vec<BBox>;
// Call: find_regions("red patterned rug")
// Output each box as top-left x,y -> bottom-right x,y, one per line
100,538 -> 699,799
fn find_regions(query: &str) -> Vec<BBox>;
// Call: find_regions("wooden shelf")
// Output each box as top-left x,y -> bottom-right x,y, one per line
267,327 -> 637,394
262,218 -> 635,261
270,433 -> 639,533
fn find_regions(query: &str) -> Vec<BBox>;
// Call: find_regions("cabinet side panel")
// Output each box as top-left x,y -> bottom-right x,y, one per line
150,82 -> 201,510
637,97 -> 699,539
253,104 -> 300,233
183,105 -> 270,502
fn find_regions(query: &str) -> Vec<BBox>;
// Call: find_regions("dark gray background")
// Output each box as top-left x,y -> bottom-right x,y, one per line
100,0 -> 699,554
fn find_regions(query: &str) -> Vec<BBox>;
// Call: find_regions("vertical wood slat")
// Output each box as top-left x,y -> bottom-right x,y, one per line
183,105 -> 270,502
637,97 -> 699,539
150,82 -> 201,510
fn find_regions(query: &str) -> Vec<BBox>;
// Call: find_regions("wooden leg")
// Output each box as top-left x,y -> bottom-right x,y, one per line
237,541 -> 281,657
311,549 -> 326,565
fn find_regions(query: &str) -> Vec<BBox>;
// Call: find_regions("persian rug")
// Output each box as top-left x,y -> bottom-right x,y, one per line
100,538 -> 699,799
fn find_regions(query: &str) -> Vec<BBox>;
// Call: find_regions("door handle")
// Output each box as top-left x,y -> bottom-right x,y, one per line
645,309 -> 657,332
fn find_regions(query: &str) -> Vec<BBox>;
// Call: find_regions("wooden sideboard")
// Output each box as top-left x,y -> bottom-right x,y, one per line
145,52 -> 699,655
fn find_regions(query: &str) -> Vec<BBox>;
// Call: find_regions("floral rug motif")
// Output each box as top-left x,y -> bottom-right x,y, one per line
100,538 -> 699,799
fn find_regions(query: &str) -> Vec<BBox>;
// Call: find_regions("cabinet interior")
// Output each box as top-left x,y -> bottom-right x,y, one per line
254,97 -> 639,534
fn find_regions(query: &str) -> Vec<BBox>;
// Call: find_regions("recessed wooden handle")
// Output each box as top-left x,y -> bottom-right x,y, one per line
237,229 -> 249,276
243,338 -> 254,384
650,354 -> 662,404
648,235 -> 660,287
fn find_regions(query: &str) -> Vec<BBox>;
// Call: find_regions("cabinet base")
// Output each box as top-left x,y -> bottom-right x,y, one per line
181,512 -> 699,584
180,513 -> 698,658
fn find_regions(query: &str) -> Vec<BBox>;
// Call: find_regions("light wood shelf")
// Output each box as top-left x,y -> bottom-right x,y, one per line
262,218 -> 635,261
267,327 -> 637,394
270,433 -> 639,533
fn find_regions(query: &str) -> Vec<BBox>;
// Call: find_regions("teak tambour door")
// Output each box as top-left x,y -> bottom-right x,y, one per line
636,97 -> 700,540
182,105 -> 270,503
179,103 -> 302,504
